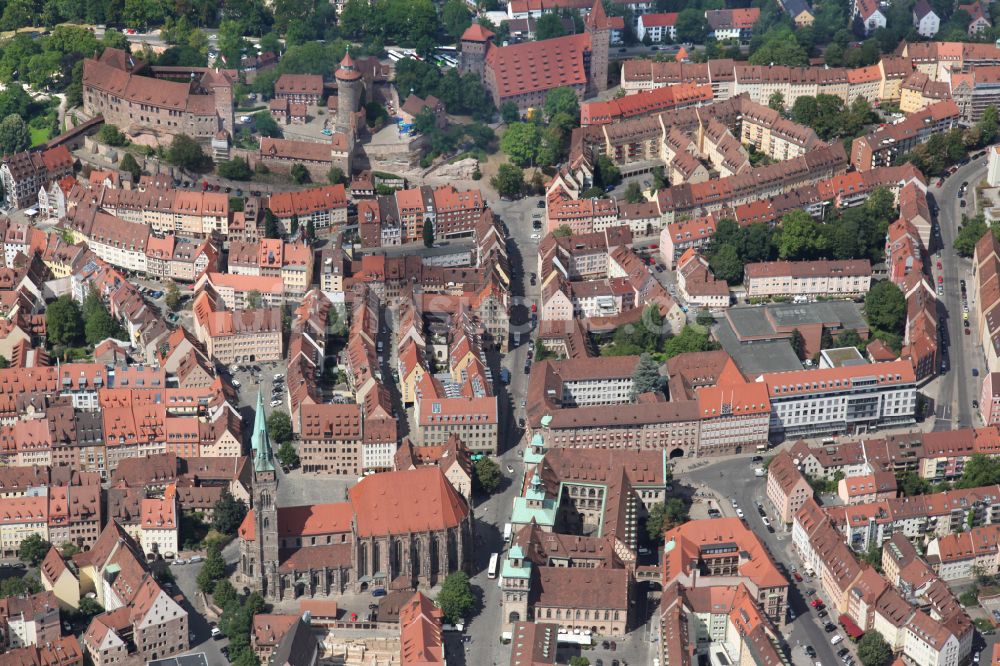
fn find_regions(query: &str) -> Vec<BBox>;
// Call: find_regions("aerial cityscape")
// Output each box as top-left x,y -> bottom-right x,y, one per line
7,0 -> 1000,665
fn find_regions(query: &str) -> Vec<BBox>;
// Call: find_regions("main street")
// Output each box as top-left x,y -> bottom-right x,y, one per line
459,194 -> 537,666
684,455 -> 846,666
931,157 -> 988,431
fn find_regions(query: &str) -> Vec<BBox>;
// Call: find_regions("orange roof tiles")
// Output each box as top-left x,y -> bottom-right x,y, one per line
485,34 -> 591,98
349,467 -> 468,538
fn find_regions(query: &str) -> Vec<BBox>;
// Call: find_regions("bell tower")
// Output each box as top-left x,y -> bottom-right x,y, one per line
251,390 -> 279,599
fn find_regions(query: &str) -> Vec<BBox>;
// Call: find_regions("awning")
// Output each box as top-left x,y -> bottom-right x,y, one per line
838,614 -> 864,640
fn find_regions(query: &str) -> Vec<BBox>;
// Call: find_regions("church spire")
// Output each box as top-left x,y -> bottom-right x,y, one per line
252,390 -> 275,473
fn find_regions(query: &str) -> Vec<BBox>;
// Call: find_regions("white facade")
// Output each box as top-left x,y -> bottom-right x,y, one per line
914,9 -> 940,37
141,526 -> 179,558
768,384 -> 916,438
744,267 -> 872,298
561,376 -> 634,406
903,623 -> 960,666
988,145 -> 1000,187
362,441 -> 396,471
637,15 -> 677,43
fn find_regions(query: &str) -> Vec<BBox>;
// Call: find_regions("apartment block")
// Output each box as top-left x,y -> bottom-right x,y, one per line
760,360 -> 917,439
744,259 -> 872,298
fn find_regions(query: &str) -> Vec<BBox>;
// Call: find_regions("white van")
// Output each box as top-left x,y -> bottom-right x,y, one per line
831,635 -> 843,646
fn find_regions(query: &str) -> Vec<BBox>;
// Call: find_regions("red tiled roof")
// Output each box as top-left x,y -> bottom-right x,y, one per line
349,467 -> 468,538
485,34 -> 591,98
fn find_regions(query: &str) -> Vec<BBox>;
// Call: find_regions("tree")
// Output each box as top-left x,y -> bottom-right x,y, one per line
959,590 -> 979,607
305,219 -> 315,242
857,631 -> 892,666
595,155 -> 621,188
500,101 -> 520,124
290,163 -> 310,184
568,659 -> 590,666
675,8 -> 708,43
165,280 -> 182,312
276,441 -> 299,468
46,295 -> 84,347
473,457 -> 502,494
624,181 -> 644,203
837,328 -> 865,351
167,134 -> 212,172
857,542 -> 882,570
790,328 -> 806,360
500,122 -> 542,167
865,281 -> 906,336
631,352 -> 663,399
778,210 -> 827,260
18,534 -> 51,566
217,19 -> 246,67
83,288 -> 126,345
709,243 -> 743,284
196,543 -> 225,594
267,410 -> 293,445
212,489 -> 248,535
768,91 -> 785,112
544,87 -> 579,122
119,152 -> 142,181
263,209 -> 281,239
749,25 -> 808,66
422,218 -> 434,248
955,454 -> 1000,489
491,162 -> 524,199
646,498 -> 689,540
954,214 -> 988,258
0,114 -> 30,155
253,111 -> 282,139
436,572 -> 474,623
899,471 -> 932,496
327,166 -> 345,184
246,290 -> 263,309
552,225 -> 573,237
218,157 -> 253,181
535,12 -> 566,40
212,580 -> 239,610
97,123 -> 128,146
663,325 -> 716,359
77,597 -> 104,618
0,576 -> 41,597
441,0 -> 472,40
696,310 -> 715,327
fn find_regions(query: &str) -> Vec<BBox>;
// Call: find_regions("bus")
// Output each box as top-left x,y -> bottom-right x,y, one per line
487,552 -> 500,579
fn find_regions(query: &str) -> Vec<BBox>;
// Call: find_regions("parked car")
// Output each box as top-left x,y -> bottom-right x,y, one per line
372,588 -> 387,597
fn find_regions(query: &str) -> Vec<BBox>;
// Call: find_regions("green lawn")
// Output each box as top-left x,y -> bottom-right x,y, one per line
30,126 -> 50,146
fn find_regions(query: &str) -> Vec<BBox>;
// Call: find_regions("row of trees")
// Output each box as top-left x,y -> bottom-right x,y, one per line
393,58 -> 495,121
0,26 -> 128,112
706,190 -> 895,286
899,106 -> 999,177
896,455 -> 1000,499
788,94 -> 878,142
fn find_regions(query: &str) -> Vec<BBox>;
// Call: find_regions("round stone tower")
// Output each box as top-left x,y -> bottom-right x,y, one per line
335,51 -> 364,135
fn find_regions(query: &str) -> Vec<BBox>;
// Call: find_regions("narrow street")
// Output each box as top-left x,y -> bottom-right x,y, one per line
931,157 -> 989,431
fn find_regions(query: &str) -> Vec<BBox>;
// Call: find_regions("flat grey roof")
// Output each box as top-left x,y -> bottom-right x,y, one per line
714,319 -> 805,377
727,301 -> 866,339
